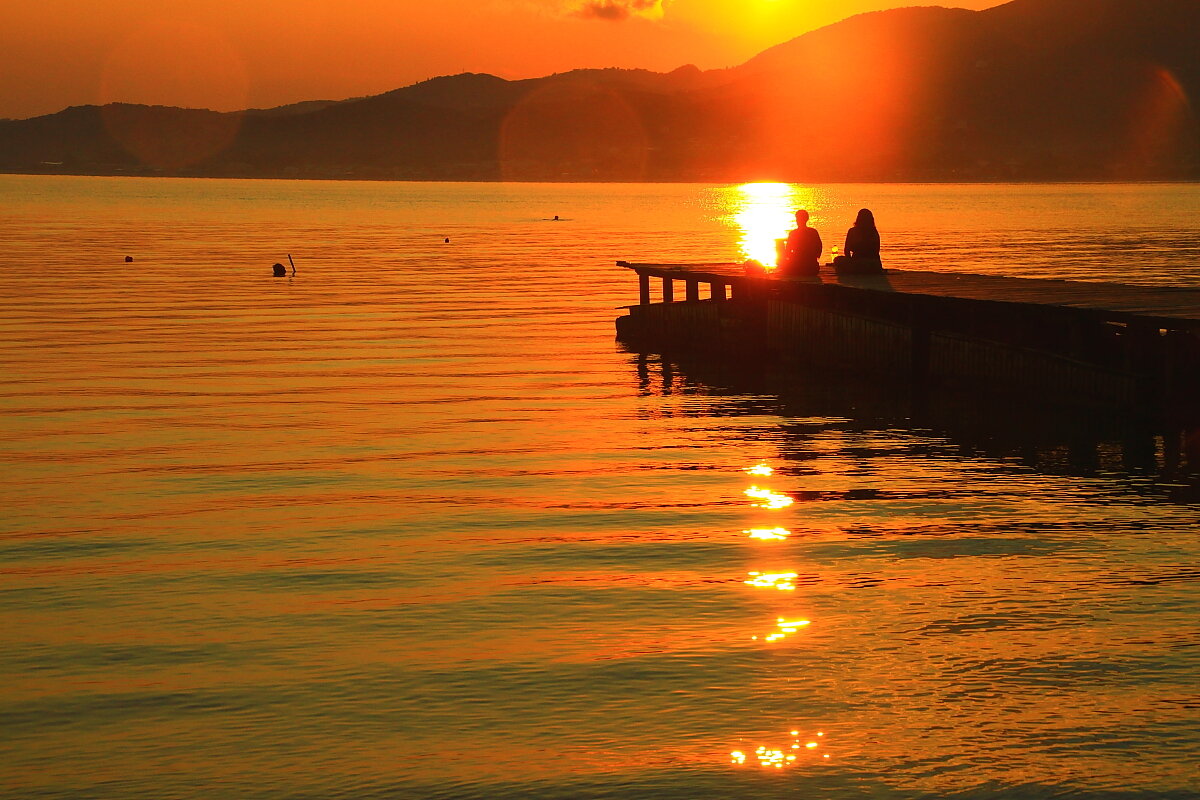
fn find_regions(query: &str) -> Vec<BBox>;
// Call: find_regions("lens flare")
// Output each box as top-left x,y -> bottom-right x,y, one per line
499,80 -> 648,180
98,20 -> 248,170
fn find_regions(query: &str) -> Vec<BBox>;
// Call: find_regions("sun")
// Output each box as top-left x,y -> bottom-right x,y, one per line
673,0 -> 822,49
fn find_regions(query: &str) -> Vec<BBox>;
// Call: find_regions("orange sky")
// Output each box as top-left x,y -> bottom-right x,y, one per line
1,0 -> 1005,120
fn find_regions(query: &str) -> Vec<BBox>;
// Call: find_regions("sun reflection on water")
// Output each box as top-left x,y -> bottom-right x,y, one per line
746,527 -> 791,540
729,182 -> 822,267
731,730 -> 829,768
744,486 -> 794,509
763,616 -> 811,643
744,571 -> 798,591
750,617 -> 812,643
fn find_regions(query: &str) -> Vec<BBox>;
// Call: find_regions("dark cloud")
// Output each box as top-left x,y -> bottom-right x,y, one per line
575,0 -> 660,21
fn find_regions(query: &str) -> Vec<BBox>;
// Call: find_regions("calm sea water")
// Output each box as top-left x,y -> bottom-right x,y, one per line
1,176 -> 1198,800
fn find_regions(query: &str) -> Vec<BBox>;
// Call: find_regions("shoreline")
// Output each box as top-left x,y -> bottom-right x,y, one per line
4,170 -> 1200,187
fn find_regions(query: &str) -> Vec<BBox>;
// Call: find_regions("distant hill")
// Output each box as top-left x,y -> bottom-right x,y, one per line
1,0 -> 1196,181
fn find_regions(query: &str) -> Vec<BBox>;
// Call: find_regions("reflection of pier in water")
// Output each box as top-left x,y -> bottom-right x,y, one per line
616,259 -> 1200,777
617,262 -> 1200,422
629,349 -> 1200,501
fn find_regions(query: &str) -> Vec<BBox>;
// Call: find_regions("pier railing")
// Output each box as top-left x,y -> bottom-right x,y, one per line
615,261 -> 1200,414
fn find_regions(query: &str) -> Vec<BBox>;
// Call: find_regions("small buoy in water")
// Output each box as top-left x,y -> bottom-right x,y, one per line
272,263 -> 287,277
125,255 -> 133,262
444,237 -> 450,243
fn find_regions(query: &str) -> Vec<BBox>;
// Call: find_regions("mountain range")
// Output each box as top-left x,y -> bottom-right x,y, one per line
2,0 -> 1197,182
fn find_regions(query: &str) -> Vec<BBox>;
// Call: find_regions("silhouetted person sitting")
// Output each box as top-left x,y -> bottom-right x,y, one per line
779,209 -> 822,276
833,208 -> 883,274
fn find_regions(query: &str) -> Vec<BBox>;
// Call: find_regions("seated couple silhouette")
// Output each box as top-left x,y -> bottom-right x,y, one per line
778,208 -> 882,276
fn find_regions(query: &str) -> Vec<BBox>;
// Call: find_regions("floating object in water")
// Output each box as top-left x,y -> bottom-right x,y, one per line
124,255 -> 133,262
272,254 -> 297,277
444,237 -> 450,243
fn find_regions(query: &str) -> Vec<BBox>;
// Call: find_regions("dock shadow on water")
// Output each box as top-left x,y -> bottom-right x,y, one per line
628,344 -> 1200,498
611,344 -> 1200,800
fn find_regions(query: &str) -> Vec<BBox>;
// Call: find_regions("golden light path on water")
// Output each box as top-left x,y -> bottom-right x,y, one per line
739,459 -> 821,766
2,177 -> 1199,799
743,486 -> 794,509
731,182 -> 825,266
746,527 -> 791,540
744,571 -> 797,591
731,730 -> 830,769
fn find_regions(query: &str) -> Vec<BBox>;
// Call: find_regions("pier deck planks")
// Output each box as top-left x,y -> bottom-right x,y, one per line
617,262 -> 1200,329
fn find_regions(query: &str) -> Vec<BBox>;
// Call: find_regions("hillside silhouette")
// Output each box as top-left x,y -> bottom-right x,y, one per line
1,0 -> 1196,181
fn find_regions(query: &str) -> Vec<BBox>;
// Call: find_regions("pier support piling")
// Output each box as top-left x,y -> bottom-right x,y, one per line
615,261 -> 1200,415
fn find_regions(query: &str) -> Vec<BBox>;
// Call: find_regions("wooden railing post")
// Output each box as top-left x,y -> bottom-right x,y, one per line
712,282 -> 727,301
685,279 -> 699,302
663,277 -> 674,303
638,272 -> 650,306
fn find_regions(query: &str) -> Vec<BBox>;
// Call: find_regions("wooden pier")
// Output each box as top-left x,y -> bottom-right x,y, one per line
615,262 -> 1200,414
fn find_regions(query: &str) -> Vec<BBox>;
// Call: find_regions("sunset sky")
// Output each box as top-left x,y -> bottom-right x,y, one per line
3,0 -> 1006,120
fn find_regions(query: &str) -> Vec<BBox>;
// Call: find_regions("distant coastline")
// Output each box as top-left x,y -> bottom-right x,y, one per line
4,170 -> 1199,186
2,0 -> 1196,184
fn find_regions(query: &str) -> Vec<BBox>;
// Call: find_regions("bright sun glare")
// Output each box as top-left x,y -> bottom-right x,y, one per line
732,183 -> 820,267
